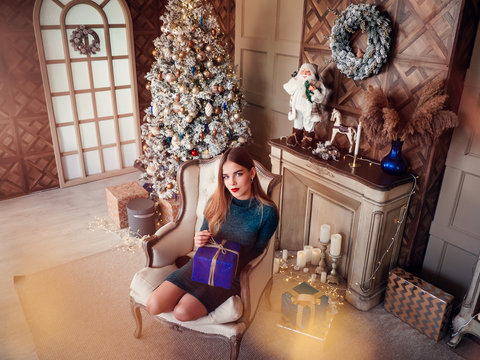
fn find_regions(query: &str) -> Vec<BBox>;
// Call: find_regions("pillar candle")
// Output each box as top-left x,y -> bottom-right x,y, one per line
320,224 -> 331,244
282,249 -> 288,261
311,248 -> 321,265
303,245 -> 313,263
273,258 -> 280,273
354,121 -> 362,156
330,233 -> 342,256
320,271 -> 327,283
296,250 -> 306,268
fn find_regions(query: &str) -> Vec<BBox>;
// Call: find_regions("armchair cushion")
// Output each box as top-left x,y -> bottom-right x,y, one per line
130,265 -> 243,325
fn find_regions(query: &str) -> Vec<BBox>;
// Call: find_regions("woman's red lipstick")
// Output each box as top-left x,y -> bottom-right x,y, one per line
231,188 -> 239,192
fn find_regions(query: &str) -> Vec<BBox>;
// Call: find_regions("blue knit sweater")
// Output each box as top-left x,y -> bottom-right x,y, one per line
201,197 -> 278,268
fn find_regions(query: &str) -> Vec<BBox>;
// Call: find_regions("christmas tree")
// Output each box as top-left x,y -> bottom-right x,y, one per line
137,0 -> 251,200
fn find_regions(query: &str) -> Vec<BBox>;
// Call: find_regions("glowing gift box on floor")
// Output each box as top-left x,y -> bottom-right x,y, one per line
281,282 -> 329,329
105,182 -> 149,228
384,268 -> 454,341
192,239 -> 241,290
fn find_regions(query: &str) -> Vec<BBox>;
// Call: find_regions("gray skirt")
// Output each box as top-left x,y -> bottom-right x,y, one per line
164,259 -> 240,313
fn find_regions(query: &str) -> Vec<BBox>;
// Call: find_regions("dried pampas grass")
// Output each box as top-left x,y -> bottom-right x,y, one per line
359,80 -> 458,147
360,85 -> 398,146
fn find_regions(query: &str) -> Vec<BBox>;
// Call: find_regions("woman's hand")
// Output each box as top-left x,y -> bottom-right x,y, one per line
194,230 -> 212,247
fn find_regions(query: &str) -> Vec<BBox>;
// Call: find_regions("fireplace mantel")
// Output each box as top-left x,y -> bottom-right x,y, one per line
269,138 -> 413,311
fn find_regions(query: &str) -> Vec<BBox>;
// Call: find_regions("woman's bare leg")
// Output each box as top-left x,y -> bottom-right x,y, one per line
146,281 -> 186,315
173,293 -> 208,321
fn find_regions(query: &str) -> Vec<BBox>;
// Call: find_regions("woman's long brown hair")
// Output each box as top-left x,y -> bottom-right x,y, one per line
203,146 -> 276,234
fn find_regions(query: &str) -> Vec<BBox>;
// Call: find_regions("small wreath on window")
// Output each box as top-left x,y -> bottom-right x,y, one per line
329,4 -> 392,81
69,25 -> 101,56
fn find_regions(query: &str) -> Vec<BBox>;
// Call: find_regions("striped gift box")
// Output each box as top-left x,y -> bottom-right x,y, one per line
384,268 -> 454,341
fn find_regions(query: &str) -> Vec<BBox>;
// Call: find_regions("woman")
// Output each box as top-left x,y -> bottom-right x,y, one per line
146,146 -> 279,321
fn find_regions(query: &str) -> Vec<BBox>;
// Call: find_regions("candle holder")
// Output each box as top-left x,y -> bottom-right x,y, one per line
349,154 -> 361,168
315,242 -> 329,274
327,253 -> 341,285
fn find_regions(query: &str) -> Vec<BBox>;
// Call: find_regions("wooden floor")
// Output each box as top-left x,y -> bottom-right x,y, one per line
0,171 -> 140,360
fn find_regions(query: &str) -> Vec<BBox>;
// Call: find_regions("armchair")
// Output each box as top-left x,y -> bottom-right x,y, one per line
129,154 -> 281,360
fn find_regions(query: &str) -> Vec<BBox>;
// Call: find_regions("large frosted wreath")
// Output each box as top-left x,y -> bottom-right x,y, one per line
329,4 -> 392,81
69,25 -> 101,56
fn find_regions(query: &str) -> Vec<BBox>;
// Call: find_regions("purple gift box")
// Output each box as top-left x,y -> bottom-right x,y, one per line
192,239 -> 241,289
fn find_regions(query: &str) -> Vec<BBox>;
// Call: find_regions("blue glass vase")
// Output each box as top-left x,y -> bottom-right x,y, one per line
381,139 -> 408,175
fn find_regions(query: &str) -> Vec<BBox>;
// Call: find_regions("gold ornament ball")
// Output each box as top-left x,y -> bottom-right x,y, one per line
152,49 -> 157,56
146,82 -> 151,90
165,73 -> 176,83
176,69 -> 181,78
199,132 -> 205,139
157,73 -> 162,80
142,144 -> 148,151
191,26 -> 196,32
214,107 -> 220,115
211,29 -> 216,36
218,85 -> 225,93
178,84 -> 187,93
196,52 -> 206,61
205,44 -> 213,52
187,40 -> 194,48
203,70 -> 210,78
206,60 -> 214,68
178,51 -> 186,59
192,87 -> 200,94
174,155 -> 179,162
181,107 -> 186,114
212,129 -> 217,136
175,94 -> 180,101
234,113 -> 241,120
216,55 -> 224,63
186,115 -> 193,123
166,182 -> 173,190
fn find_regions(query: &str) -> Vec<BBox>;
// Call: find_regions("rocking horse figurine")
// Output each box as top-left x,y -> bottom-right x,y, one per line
326,108 -> 357,153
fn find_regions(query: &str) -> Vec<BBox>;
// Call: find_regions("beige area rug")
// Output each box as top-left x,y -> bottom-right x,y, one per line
15,248 -> 480,360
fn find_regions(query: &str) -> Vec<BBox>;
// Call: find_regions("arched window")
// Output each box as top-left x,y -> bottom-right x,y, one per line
33,0 -> 141,186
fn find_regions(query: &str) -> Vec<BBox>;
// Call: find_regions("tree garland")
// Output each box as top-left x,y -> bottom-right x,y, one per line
329,4 -> 392,81
69,25 -> 101,56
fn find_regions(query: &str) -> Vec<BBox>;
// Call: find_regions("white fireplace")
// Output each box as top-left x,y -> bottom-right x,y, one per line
269,139 -> 413,311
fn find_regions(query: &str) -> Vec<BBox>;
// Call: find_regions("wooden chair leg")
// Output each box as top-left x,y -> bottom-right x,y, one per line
263,277 -> 273,311
130,297 -> 143,338
229,335 -> 242,360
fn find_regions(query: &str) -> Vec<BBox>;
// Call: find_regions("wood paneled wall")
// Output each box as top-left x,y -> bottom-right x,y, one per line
0,0 -> 235,201
300,0 -> 480,271
0,0 -> 59,200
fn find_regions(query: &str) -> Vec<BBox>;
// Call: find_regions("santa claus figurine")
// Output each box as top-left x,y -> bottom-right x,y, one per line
283,63 -> 330,149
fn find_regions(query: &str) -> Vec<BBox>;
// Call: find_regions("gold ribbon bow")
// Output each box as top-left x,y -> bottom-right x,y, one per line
292,293 -> 323,328
204,238 -> 240,286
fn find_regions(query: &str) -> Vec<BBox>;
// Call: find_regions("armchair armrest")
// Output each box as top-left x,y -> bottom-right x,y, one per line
238,238 -> 274,324
142,221 -> 194,268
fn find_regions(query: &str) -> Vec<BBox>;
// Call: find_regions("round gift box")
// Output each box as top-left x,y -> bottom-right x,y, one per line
127,198 -> 155,236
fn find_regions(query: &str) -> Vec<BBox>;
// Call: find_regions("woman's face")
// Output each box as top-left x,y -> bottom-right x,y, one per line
222,160 -> 256,200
